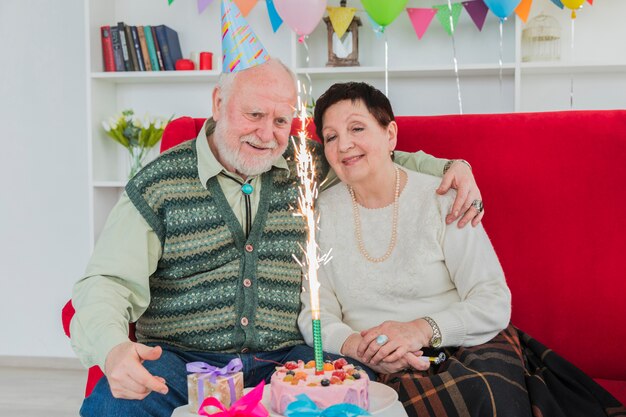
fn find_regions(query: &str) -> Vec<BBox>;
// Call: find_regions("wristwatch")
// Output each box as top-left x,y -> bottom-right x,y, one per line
442,159 -> 472,175
422,316 -> 442,348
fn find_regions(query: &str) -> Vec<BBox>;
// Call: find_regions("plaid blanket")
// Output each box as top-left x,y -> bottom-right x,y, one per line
378,324 -> 626,417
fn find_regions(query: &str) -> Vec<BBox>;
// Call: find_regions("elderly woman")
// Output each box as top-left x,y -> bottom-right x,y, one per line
298,82 -> 624,417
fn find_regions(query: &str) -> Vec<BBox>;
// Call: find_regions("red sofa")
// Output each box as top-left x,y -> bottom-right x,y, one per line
64,110 -> 626,405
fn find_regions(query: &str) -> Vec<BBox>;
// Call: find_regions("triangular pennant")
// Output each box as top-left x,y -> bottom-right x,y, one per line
462,0 -> 489,31
586,0 -> 593,4
233,0 -> 258,16
366,14 -> 385,38
514,0 -> 532,22
550,0 -> 564,9
197,0 -> 213,14
406,8 -> 437,40
433,3 -> 463,36
222,0 -> 269,73
327,6 -> 357,39
265,0 -> 283,33
168,0 -> 174,5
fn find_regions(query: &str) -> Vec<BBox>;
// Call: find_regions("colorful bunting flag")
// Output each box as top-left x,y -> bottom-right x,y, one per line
406,8 -> 437,40
234,0 -> 258,16
168,0 -> 174,5
266,0 -> 283,32
587,0 -> 593,4
433,3 -> 463,36
197,0 -> 213,14
221,0 -> 269,73
550,0 -> 564,9
515,0 -> 532,23
327,6 -> 357,39
463,0 -> 489,31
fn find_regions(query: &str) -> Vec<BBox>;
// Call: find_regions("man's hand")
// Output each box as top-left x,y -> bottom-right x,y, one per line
437,160 -> 484,228
104,341 -> 168,400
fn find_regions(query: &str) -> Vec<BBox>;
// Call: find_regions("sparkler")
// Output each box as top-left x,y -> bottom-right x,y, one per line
292,80 -> 332,374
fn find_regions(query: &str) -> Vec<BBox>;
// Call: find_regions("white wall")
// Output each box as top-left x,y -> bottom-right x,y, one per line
0,0 -> 89,358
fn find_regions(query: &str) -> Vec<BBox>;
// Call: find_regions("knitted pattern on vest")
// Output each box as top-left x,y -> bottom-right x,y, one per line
125,138 -> 328,353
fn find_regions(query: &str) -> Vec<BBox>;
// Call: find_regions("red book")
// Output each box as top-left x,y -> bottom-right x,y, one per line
100,26 -> 116,72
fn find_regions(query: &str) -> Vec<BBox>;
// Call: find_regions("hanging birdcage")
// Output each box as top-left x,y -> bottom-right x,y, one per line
522,13 -> 561,62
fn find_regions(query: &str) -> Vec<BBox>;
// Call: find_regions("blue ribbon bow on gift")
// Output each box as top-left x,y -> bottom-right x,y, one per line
187,358 -> 244,407
284,394 -> 371,417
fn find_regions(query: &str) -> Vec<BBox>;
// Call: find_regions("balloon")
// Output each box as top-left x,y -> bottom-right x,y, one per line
483,0 -> 522,20
361,0 -> 408,27
273,0 -> 327,37
562,0 -> 584,9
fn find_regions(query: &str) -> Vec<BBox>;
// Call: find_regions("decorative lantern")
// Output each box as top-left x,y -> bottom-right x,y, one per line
324,0 -> 361,67
522,13 -> 561,62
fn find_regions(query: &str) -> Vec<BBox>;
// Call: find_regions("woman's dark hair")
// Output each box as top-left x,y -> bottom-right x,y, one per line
313,82 -> 395,142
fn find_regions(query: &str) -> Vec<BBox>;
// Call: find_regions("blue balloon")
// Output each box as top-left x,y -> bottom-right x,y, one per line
483,0 -> 522,20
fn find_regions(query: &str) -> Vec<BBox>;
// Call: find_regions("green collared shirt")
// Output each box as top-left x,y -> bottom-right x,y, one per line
70,119 -> 447,369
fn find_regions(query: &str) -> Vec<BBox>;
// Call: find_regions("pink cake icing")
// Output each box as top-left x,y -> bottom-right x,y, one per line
269,358 -> 369,415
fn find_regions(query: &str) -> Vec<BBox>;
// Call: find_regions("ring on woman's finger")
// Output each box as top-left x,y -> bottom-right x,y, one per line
376,334 -> 389,346
471,199 -> 484,213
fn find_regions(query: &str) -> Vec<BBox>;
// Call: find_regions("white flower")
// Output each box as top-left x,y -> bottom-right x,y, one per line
102,121 -> 111,132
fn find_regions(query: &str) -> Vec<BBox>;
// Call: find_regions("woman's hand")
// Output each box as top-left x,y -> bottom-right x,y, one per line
357,320 -> 432,365
341,332 -> 431,374
364,352 -> 431,374
366,356 -> 410,374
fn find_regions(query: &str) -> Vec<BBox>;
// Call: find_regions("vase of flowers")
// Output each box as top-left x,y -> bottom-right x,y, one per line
102,110 -> 170,179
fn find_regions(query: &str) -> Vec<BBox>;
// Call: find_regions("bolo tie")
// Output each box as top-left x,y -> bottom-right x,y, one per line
224,175 -> 254,237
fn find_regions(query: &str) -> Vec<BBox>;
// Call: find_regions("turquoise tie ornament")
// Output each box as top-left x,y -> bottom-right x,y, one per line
241,183 -> 254,195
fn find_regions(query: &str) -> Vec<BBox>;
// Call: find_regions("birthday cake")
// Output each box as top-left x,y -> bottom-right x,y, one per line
269,358 -> 369,415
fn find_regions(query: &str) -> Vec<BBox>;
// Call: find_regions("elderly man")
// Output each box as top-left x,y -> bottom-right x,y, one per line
72,58 -> 483,416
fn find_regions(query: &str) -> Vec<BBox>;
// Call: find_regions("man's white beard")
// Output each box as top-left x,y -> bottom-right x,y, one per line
213,120 -> 284,177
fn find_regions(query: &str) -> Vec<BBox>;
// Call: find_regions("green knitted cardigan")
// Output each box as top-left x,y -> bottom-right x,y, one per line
125,138 -> 328,353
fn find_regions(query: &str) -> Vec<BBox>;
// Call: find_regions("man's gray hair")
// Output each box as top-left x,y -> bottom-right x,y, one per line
215,58 -> 297,104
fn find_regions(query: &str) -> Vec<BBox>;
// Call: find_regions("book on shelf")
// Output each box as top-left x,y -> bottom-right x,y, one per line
116,22 -> 131,71
154,25 -> 182,71
110,27 -> 126,72
137,26 -> 152,71
100,26 -> 115,72
143,25 -> 160,71
151,26 -> 165,71
130,26 -> 146,71
123,23 -> 139,71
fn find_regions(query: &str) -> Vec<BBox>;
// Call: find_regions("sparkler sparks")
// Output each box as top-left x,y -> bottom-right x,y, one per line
291,79 -> 332,373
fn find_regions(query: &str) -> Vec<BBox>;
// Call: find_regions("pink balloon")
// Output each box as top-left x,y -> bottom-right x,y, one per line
273,0 -> 327,37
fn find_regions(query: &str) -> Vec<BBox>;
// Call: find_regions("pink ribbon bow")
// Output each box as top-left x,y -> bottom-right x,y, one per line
198,381 -> 268,417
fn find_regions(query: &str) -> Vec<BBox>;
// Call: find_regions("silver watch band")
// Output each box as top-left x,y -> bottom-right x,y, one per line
423,316 -> 442,348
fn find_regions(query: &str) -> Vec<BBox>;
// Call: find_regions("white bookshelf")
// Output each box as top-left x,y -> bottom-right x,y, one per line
85,0 -> 626,245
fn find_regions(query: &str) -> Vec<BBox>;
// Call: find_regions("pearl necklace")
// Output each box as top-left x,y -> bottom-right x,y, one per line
348,166 -> 400,263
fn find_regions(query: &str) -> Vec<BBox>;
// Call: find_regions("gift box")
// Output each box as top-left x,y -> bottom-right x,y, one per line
187,359 -> 244,414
